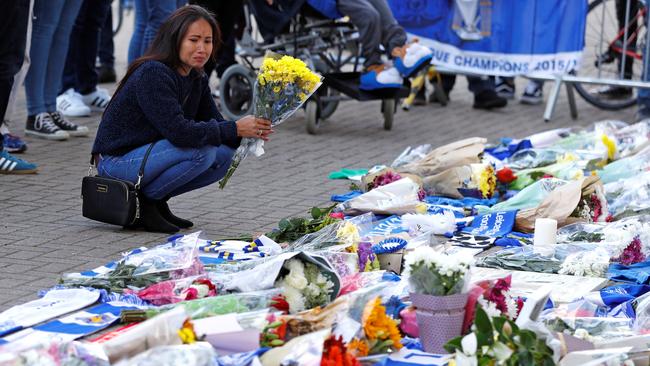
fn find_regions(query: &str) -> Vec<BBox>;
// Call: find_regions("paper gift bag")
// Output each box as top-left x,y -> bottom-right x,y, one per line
399,137 -> 487,177
515,176 -> 602,232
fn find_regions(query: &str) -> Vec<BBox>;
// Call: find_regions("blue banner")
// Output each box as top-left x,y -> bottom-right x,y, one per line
388,0 -> 587,76
462,210 -> 517,237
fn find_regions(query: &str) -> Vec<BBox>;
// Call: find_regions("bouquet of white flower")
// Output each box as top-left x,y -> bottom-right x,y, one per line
404,246 -> 473,296
275,258 -> 336,313
403,247 -> 474,353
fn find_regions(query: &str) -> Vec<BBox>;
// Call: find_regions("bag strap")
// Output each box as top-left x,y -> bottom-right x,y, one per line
135,142 -> 157,190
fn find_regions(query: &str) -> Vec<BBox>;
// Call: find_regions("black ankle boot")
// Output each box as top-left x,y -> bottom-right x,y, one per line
139,197 -> 180,233
157,199 -> 194,228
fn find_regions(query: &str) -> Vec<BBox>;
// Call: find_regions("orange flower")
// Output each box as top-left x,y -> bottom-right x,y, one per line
361,297 -> 402,350
347,338 -> 369,357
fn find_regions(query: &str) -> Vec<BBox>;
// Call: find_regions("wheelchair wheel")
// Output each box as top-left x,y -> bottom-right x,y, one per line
305,100 -> 320,134
312,59 -> 339,119
219,64 -> 256,121
382,99 -> 396,131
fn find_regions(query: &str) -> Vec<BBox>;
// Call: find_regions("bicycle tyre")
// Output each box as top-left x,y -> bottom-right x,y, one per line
112,1 -> 124,36
219,64 -> 256,121
573,0 -> 638,111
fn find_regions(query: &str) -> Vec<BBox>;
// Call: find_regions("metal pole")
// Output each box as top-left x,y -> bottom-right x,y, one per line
544,75 -> 564,122
644,2 -> 650,82
620,0 -> 632,80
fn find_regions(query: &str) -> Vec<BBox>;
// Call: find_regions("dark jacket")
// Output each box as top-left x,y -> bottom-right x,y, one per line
92,61 -> 240,156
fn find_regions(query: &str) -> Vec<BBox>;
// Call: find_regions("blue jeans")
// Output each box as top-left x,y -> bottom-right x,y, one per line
98,140 -> 235,200
25,0 -> 82,115
128,0 -> 186,64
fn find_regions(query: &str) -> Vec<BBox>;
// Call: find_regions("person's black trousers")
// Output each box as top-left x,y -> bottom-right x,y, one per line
0,0 -> 30,151
61,0 -> 112,95
190,0 -> 244,78
98,6 -> 115,69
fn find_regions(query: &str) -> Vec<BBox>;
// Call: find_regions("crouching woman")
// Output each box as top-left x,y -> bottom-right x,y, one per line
91,5 -> 272,233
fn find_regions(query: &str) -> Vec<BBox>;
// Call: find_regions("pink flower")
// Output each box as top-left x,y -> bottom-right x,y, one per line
613,237 -> 646,265
371,171 -> 403,189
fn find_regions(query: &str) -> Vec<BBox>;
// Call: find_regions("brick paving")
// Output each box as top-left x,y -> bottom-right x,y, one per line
0,24 -> 637,310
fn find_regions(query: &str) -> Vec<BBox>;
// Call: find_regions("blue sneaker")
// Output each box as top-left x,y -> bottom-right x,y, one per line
3,134 -> 27,153
0,150 -> 38,174
360,66 -> 403,91
394,43 -> 433,78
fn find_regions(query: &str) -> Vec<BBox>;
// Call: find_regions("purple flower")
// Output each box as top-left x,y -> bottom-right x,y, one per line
357,242 -> 375,272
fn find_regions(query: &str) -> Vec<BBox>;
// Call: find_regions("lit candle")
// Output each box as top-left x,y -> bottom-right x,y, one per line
533,218 -> 557,247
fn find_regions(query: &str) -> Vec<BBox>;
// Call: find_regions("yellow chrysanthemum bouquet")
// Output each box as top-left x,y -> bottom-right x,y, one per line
219,52 -> 322,188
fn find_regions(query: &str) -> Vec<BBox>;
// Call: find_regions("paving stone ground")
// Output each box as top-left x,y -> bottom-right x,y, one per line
0,17 -> 637,310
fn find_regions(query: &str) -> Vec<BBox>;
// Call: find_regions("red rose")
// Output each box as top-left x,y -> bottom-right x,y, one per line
496,167 -> 517,184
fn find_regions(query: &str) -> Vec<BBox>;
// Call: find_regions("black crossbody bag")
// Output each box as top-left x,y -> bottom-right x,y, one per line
81,142 -> 157,226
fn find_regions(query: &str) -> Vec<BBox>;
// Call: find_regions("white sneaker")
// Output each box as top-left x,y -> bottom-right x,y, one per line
81,88 -> 111,112
377,67 -> 403,85
57,89 -> 91,117
403,43 -> 433,68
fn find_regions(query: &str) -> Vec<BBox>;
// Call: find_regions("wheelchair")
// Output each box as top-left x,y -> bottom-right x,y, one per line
218,0 -> 410,134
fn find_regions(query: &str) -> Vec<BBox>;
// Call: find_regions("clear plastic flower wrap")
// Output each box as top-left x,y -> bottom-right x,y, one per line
120,289 -> 281,323
558,248 -> 610,277
285,221 -> 347,253
131,275 -> 218,306
475,246 -> 564,273
0,340 -> 109,366
506,148 -> 603,170
218,51 -> 322,189
632,291 -> 650,333
126,232 -> 201,276
557,222 -> 607,243
605,171 -> 650,219
543,316 -> 635,343
335,178 -> 427,216
60,233 -> 203,292
390,144 -> 432,168
598,146 -> 650,184
115,343 -> 217,366
509,161 -> 586,191
316,251 -> 359,278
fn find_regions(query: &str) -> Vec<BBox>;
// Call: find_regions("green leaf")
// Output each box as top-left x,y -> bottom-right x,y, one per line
310,207 -> 322,219
474,307 -> 494,335
519,330 -> 535,349
278,219 -> 290,230
444,337 -> 462,353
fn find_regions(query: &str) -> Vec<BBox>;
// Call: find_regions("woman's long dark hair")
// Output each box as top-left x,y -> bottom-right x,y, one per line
113,5 -> 222,98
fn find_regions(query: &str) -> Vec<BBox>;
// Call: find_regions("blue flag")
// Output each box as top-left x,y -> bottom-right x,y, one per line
463,210 -> 517,237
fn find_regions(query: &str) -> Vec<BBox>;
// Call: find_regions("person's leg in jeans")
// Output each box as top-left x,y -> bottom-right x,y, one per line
141,0 -> 182,57
0,0 -> 36,173
25,0 -> 66,117
129,0 -> 148,64
98,140 -> 234,231
98,6 -> 116,83
42,0 -> 82,115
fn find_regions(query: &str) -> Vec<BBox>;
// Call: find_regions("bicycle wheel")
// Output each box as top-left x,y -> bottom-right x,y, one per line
112,0 -> 124,36
219,64 -> 256,121
573,0 -> 644,110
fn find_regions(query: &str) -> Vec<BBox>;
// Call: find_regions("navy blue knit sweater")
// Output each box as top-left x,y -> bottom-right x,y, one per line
92,61 -> 240,156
